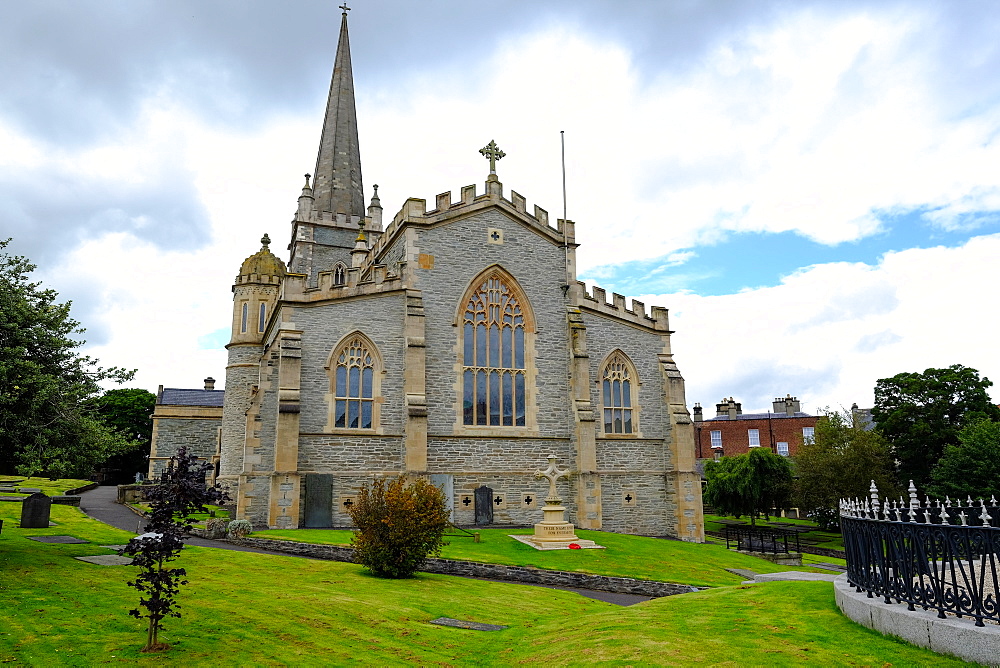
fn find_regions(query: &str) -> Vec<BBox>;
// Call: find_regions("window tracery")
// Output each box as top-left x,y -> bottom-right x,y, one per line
461,273 -> 528,426
602,351 -> 636,434
329,334 -> 379,429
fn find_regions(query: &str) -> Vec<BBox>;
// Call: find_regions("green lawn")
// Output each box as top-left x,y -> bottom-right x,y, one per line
0,476 -> 94,497
0,501 -> 975,666
704,513 -> 846,552
253,527 -> 828,587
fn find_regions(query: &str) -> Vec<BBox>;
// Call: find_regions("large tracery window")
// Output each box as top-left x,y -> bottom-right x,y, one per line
331,335 -> 377,429
602,351 -> 636,434
462,274 -> 527,426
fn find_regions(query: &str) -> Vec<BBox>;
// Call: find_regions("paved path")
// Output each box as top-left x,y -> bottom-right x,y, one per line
78,485 -> 650,605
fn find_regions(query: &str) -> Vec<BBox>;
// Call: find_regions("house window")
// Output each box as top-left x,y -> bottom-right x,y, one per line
802,426 -> 815,444
258,303 -> 267,333
333,263 -> 347,286
461,272 -> 528,426
329,334 -> 379,429
602,351 -> 637,434
710,430 -> 722,448
776,442 -> 789,456
748,429 -> 760,447
240,302 -> 248,333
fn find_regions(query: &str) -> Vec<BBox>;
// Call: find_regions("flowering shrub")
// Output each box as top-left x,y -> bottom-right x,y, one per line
347,475 -> 450,578
227,519 -> 253,541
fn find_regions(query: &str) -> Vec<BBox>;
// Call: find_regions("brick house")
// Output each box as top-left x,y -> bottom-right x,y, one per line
693,395 -> 819,460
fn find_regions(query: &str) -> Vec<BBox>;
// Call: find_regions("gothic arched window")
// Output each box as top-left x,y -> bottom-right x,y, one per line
461,271 -> 530,427
602,351 -> 637,435
327,333 -> 380,430
333,263 -> 347,286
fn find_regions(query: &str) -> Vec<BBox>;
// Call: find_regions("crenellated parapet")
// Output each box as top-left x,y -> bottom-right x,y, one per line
281,263 -> 405,303
365,178 -> 570,266
577,281 -> 670,332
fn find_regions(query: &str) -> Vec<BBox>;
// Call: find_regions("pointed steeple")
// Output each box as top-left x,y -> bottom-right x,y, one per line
312,7 -> 364,218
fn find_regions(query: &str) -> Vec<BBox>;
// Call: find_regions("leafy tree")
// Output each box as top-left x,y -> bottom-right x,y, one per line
123,446 -> 229,652
704,448 -> 794,526
347,475 -> 450,578
927,419 -> 1000,501
0,238 -> 134,478
872,365 -> 1000,488
87,388 -> 156,482
794,409 -> 901,531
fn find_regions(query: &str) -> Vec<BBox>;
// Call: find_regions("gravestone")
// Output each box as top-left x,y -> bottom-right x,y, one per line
20,493 -> 52,529
303,474 -> 333,527
474,485 -> 494,525
428,474 -> 454,521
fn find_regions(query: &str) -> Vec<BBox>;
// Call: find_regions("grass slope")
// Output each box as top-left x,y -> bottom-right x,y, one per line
0,502 -> 976,666
253,527 -> 815,587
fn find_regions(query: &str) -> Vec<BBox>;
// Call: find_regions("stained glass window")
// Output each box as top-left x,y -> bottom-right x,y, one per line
240,302 -> 248,333
602,352 -> 635,434
332,335 -> 376,429
258,303 -> 267,333
333,263 -> 347,286
462,275 -> 526,426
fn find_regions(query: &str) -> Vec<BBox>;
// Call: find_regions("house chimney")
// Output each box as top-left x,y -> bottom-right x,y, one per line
204,377 -> 216,391
773,394 -> 799,415
693,403 -> 703,422
717,397 -> 740,420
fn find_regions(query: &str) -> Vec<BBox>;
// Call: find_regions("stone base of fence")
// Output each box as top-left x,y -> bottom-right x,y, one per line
738,550 -> 802,566
705,530 -> 846,560
834,574 -> 1000,666
204,534 -> 701,598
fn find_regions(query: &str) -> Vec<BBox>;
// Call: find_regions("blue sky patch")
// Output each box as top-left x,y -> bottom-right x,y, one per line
583,209 -> 1000,296
198,328 -> 230,350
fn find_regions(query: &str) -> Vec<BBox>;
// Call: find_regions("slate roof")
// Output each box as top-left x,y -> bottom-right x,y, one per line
159,388 -> 225,407
702,412 -> 813,421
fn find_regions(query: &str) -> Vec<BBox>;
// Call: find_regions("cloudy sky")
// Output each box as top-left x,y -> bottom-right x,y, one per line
3,0 -> 999,414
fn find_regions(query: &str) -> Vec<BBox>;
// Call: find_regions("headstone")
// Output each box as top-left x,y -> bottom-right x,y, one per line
20,492 -> 52,529
303,474 -> 333,527
474,485 -> 494,525
428,474 -> 454,520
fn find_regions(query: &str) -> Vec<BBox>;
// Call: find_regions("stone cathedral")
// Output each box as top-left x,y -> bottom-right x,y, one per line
148,10 -> 704,541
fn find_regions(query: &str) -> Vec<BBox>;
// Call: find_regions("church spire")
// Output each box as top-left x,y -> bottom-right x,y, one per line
312,5 -> 364,218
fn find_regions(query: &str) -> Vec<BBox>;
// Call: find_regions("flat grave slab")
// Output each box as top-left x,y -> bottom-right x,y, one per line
813,562 -> 848,572
75,555 -> 133,566
101,545 -> 130,551
429,617 -> 508,631
725,568 -> 759,579
18,488 -> 42,494
27,535 -> 89,544
0,495 -> 25,501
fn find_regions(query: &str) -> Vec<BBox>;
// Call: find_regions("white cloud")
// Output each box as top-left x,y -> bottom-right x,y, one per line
645,234 -> 1000,413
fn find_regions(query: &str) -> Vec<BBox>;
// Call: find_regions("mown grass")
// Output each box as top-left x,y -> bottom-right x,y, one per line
704,512 -> 846,552
253,527 -> 824,587
0,500 -> 974,666
0,476 -> 94,497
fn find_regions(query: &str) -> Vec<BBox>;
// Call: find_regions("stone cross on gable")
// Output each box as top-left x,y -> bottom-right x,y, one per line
479,140 -> 505,175
535,455 -> 570,504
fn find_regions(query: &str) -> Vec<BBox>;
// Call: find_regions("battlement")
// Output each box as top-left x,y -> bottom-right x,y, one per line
282,262 -> 405,303
577,281 -> 670,331
366,177 -> 570,262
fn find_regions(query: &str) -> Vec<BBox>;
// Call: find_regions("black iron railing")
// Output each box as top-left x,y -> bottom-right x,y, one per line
841,483 -> 1000,627
724,524 -> 800,554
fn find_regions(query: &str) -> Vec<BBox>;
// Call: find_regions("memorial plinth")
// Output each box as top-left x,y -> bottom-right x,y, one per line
511,455 -> 602,551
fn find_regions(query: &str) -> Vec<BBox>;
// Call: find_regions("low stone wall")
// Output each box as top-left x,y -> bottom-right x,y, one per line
65,483 -> 99,495
835,574 -> 1000,665
220,536 -> 700,598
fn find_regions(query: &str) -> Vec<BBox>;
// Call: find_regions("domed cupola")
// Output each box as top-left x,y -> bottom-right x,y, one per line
238,234 -> 287,284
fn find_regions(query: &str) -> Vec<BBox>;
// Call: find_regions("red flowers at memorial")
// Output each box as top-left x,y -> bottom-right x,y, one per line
568,543 -> 581,549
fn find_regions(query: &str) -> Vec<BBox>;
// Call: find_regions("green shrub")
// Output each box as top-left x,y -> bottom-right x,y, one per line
347,475 -> 450,578
227,519 -> 253,541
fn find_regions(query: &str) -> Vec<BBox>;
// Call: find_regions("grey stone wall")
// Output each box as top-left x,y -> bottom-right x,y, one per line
294,292 -> 407,435
220,343 -> 263,477
151,418 -> 220,476
412,208 -> 573,437
298,434 -> 404,471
